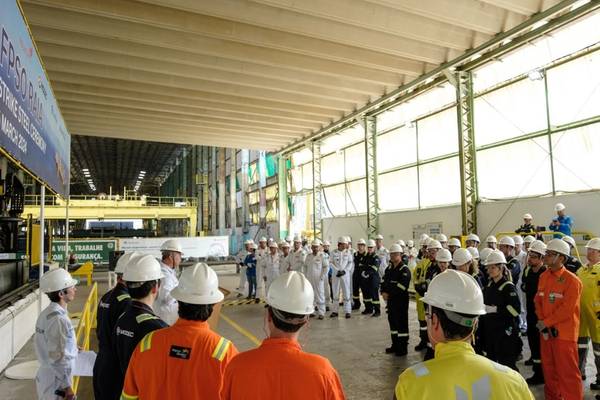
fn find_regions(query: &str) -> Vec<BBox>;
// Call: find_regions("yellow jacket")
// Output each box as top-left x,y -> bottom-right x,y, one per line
413,258 -> 431,286
395,341 -> 533,400
577,262 -> 600,317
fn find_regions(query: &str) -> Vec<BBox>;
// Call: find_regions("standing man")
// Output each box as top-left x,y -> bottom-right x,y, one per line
264,242 -> 280,293
290,236 -> 307,273
577,238 -> 600,388
516,213 -> 536,236
361,240 -> 381,317
322,240 -> 333,311
330,237 -> 352,319
381,244 -> 411,356
447,238 -> 461,255
549,203 -> 573,238
413,239 -> 433,351
279,241 -> 292,273
121,263 -> 237,399
221,272 -> 345,400
255,237 -> 268,299
35,269 -> 79,400
236,240 -> 253,296
304,240 -> 329,320
352,239 -> 367,310
437,234 -> 449,249
94,252 -> 139,400
156,239 -> 183,325
562,236 -> 582,274
375,234 -> 389,277
486,235 -> 498,250
465,233 -> 480,249
498,236 -> 521,285
535,239 -> 583,400
242,244 -> 258,299
521,240 -> 547,384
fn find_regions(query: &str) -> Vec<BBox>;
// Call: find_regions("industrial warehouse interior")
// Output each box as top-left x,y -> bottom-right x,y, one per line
0,0 -> 600,399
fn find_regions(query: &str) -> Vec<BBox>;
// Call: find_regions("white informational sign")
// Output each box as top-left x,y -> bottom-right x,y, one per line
119,236 -> 229,258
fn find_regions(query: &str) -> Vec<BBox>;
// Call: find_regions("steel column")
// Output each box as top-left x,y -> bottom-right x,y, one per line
229,150 -> 237,230
258,151 -> 267,229
277,155 -> 289,240
364,115 -> 379,238
218,149 -> 226,234
311,141 -> 322,240
455,71 -> 479,235
240,150 -> 250,234
210,147 -> 217,233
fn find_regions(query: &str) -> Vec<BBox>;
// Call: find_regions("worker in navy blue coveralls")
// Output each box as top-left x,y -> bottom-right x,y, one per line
243,244 -> 258,299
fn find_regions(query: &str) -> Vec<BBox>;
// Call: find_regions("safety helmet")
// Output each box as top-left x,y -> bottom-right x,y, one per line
524,235 -> 535,244
293,236 -> 301,243
259,237 -> 267,242
546,239 -> 570,256
285,236 -> 292,242
269,242 -> 279,248
528,240 -> 547,256
389,244 -> 402,254
498,236 -> 515,247
252,243 -> 258,250
436,249 -> 452,263
512,235 -> 524,245
337,236 -> 348,244
367,239 -> 376,248
427,240 -> 442,250
323,240 -> 331,246
115,252 -> 142,275
452,248 -> 473,266
585,238 -> 600,251
171,263 -> 223,304
407,240 -> 414,247
466,233 -> 480,243
419,237 -> 429,246
356,238 -> 366,245
562,235 -> 576,249
421,270 -> 486,316
344,236 -> 352,243
448,238 -> 461,247
555,203 -> 566,212
40,268 -> 78,293
437,234 -> 448,242
375,234 -> 384,240
485,250 -> 507,265
311,239 -> 322,247
479,248 -> 493,266
244,239 -> 254,245
161,239 -> 183,254
280,241 -> 290,248
267,271 -> 314,315
123,254 -> 164,282
397,239 -> 406,247
486,235 -> 497,244
467,247 -> 479,260
420,233 -> 429,241
523,213 -> 533,220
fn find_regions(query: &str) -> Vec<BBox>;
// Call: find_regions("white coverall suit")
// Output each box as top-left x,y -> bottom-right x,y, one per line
156,261 -> 179,325
264,253 -> 281,294
304,251 -> 329,316
34,302 -> 78,400
289,248 -> 307,272
279,253 -> 292,274
376,246 -> 390,277
237,250 -> 249,294
255,247 -> 268,298
331,249 -> 352,314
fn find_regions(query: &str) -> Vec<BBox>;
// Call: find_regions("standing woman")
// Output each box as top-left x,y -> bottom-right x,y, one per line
453,248 -> 482,288
480,250 -> 523,371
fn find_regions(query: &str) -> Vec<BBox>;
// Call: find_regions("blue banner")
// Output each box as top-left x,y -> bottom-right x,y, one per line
0,0 -> 70,196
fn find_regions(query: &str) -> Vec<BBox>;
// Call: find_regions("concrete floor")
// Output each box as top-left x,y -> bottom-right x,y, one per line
0,265 -> 597,399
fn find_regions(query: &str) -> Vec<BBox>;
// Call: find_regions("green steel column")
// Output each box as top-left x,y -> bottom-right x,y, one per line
181,148 -> 188,197
240,149 -> 250,234
218,148 -> 226,234
230,149 -> 237,230
277,155 -> 289,240
364,115 -> 379,238
258,151 -> 267,230
202,146 -> 210,232
311,141 -> 322,240
210,147 -> 218,233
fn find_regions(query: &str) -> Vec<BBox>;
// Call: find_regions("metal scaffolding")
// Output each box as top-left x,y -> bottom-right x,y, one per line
455,70 -> 478,235
364,115 -> 379,238
311,141 -> 323,240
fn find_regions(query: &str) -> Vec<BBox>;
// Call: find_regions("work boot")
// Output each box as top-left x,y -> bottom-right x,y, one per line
329,312 -> 338,318
414,339 -> 428,351
372,306 -> 381,317
361,308 -> 373,315
395,347 -> 408,357
318,315 -> 324,320
386,334 -> 399,354
524,358 -> 533,366
526,373 -> 545,385
591,380 -> 600,390
345,313 -> 351,319
423,346 -> 434,361
352,302 -> 361,310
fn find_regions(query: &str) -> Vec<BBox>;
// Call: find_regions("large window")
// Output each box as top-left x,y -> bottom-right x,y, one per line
378,168 -> 419,211
418,157 -> 461,208
417,107 -> 458,160
376,125 -> 417,172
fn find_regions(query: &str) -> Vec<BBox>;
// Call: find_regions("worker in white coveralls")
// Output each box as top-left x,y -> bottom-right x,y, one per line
330,236 -> 353,319
156,239 -> 182,325
304,239 -> 329,319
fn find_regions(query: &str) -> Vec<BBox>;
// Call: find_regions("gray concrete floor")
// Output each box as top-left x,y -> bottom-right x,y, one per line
0,266 -> 597,399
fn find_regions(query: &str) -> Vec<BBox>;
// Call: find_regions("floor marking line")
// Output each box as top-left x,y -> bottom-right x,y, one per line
220,312 -> 262,347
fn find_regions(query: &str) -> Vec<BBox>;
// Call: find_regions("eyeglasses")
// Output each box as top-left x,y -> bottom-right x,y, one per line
545,250 -> 558,257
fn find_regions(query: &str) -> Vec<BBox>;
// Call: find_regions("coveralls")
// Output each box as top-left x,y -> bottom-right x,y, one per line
521,264 -> 546,377
323,249 -> 333,309
279,252 -> 291,274
122,319 -> 237,399
243,253 -> 257,298
506,256 -> 521,286
330,248 -> 352,314
549,215 -> 573,238
34,302 -> 78,400
352,251 -> 366,309
93,282 -> 131,400
381,260 -> 411,354
535,266 -> 582,400
156,261 -> 179,325
236,249 -> 248,294
413,258 -> 431,348
577,262 -> 600,380
255,246 -> 268,298
481,278 -> 522,370
304,251 -> 329,316
360,252 -> 381,314
565,255 -> 582,275
422,261 -> 441,359
289,248 -> 306,272
221,338 -> 345,400
376,245 -> 390,277
395,341 -> 534,399
264,253 -> 280,294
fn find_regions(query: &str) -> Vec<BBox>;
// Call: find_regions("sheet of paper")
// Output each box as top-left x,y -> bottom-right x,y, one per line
73,351 -> 96,377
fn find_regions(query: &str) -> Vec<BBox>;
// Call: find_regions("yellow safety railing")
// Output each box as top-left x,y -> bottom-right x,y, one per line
72,282 -> 98,394
495,230 -> 596,260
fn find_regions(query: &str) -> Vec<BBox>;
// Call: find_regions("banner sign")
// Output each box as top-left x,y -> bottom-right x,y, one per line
119,236 -> 229,258
51,240 -> 116,264
0,1 -> 70,195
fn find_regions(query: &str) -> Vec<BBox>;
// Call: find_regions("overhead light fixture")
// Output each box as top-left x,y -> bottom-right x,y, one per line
527,68 -> 544,81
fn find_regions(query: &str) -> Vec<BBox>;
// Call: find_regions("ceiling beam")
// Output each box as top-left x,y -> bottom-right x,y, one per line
477,0 -> 549,15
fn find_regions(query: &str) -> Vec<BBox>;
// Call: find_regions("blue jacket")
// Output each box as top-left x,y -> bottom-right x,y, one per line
243,253 -> 257,277
549,215 -> 573,237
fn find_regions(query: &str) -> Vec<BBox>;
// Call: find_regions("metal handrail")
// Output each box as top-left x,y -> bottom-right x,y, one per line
23,194 -> 198,207
72,282 -> 98,394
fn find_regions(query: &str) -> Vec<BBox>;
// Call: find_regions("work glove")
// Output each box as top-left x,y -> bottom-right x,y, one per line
484,305 -> 497,314
536,320 -> 547,332
361,270 -> 369,279
336,270 -> 346,277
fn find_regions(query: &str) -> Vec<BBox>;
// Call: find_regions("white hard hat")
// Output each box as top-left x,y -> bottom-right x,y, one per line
555,203 -> 566,212
485,250 -> 507,265
344,236 -> 352,243
260,237 -> 267,242
523,213 -> 533,220
285,236 -> 293,242
562,235 -> 576,249
367,239 -> 376,248
389,244 -> 403,254
419,237 -> 429,246
528,240 -> 547,256
337,236 -> 348,244
479,248 -> 493,266
280,241 -> 290,248
420,233 -> 430,241
115,252 -> 142,274
323,240 -> 331,246
451,248 -> 473,266
498,236 -> 515,247
546,239 -> 570,256
437,234 -> 448,242
244,239 -> 254,245
123,254 -> 164,282
448,238 -> 461,247
436,249 -> 452,263
269,242 -> 278,249
421,270 -> 486,316
356,238 -> 366,245
311,239 -> 322,247
397,239 -> 406,247
171,263 -> 223,304
161,239 -> 182,254
252,243 -> 258,250
466,233 -> 480,243
293,236 -> 301,242
524,235 -> 536,244
267,271 -> 314,315
585,238 -> 600,251
268,238 -> 274,243
407,240 -> 414,247
375,234 -> 384,240
427,240 -> 442,250
40,268 -> 78,293
512,235 -> 524,245
486,235 -> 497,244
467,247 -> 479,260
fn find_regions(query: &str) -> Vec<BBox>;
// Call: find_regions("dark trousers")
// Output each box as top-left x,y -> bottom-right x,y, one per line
359,273 -> 380,313
527,316 -> 543,375
247,274 -> 257,298
93,347 -> 122,400
352,268 -> 361,307
388,297 -> 409,350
